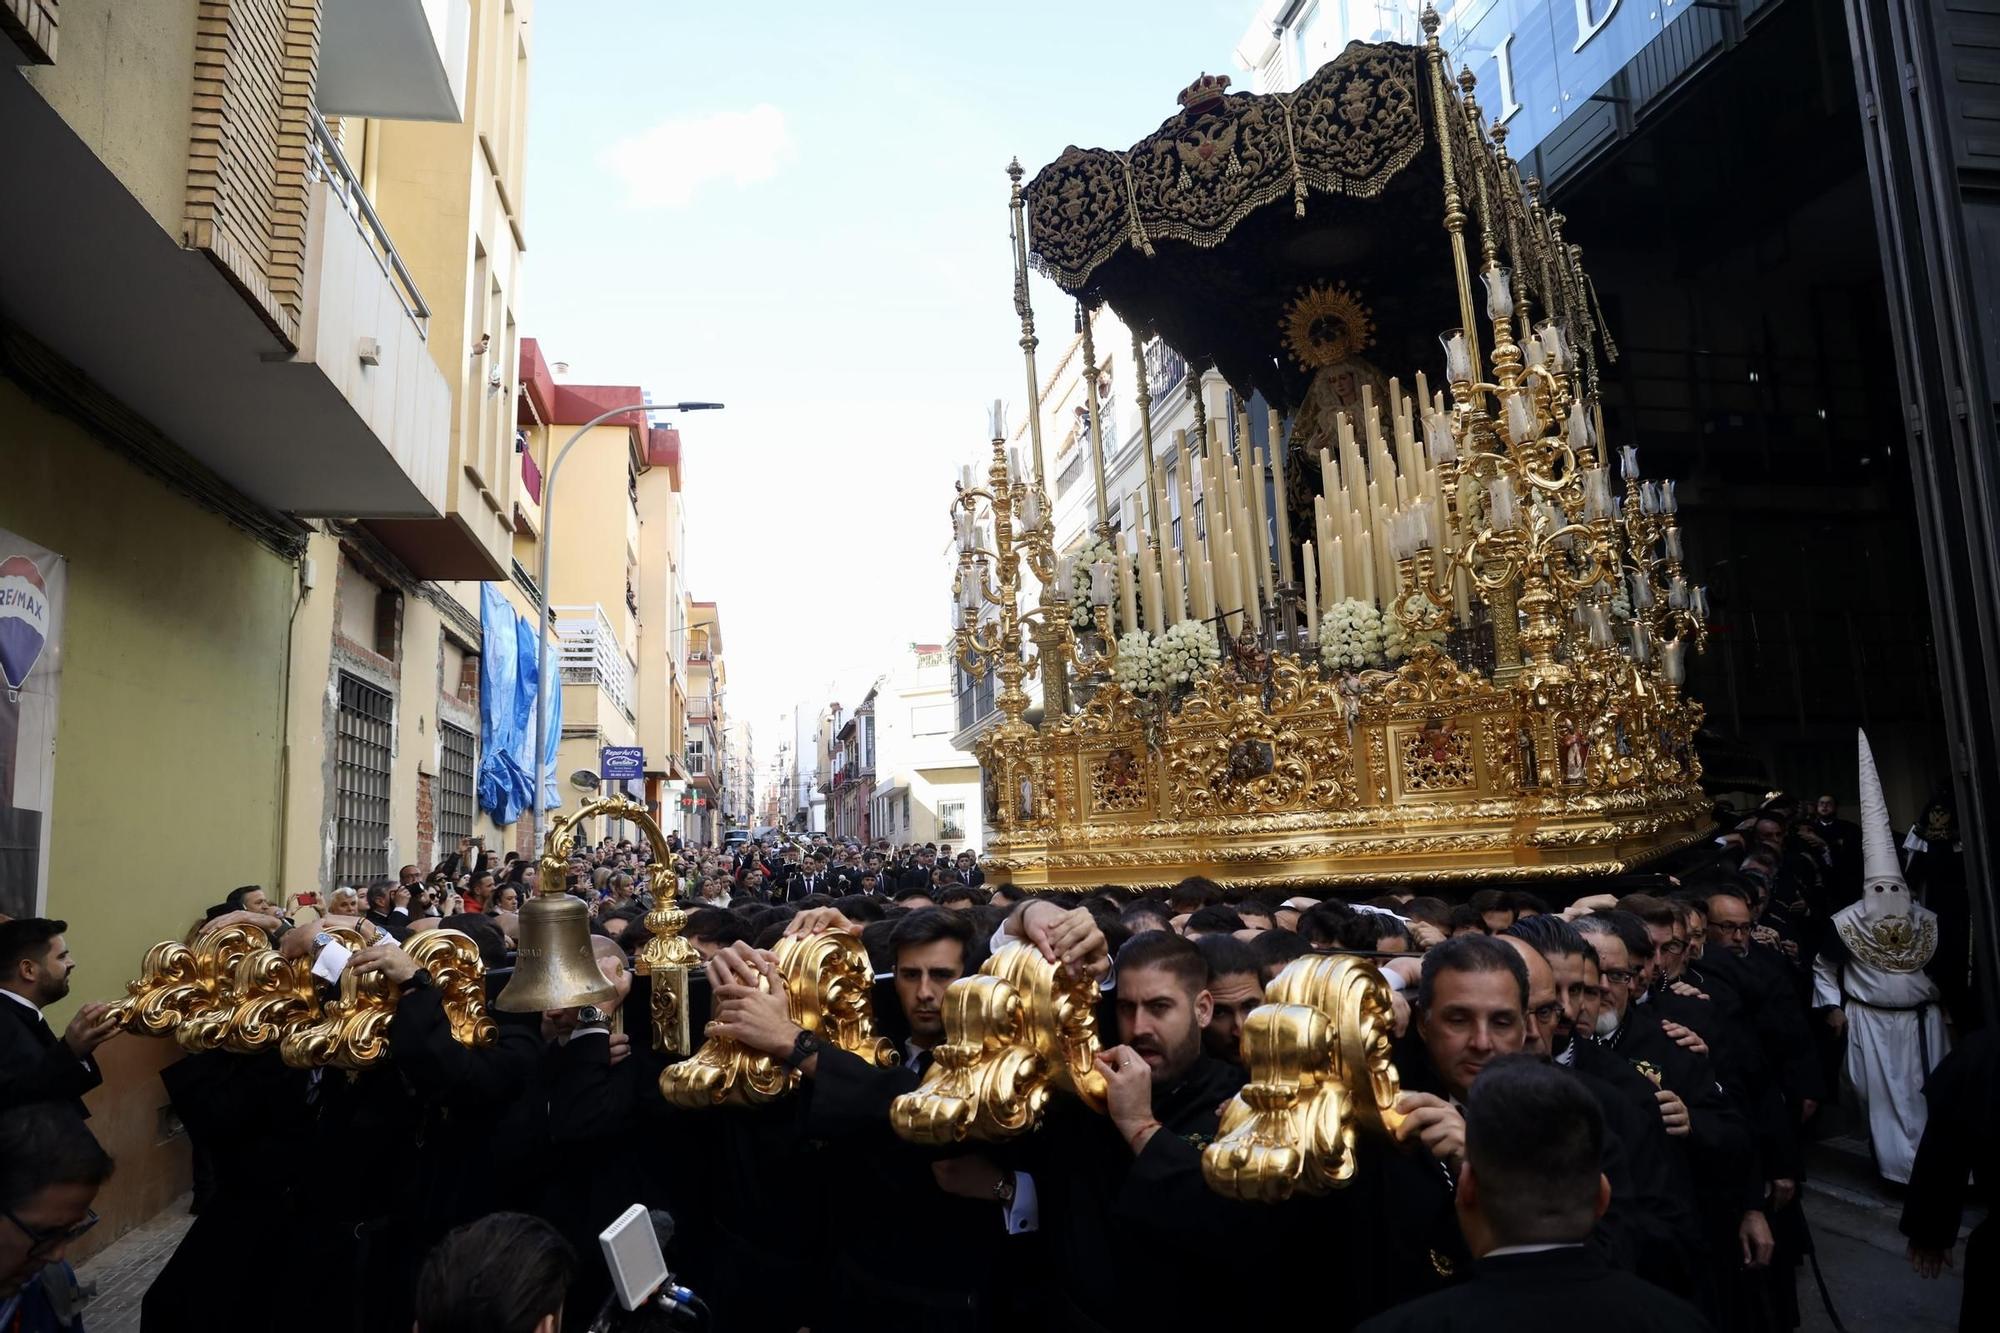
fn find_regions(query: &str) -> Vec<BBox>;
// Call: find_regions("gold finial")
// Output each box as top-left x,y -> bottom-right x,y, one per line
1458,63 -> 1477,95
1007,156 -> 1024,185
1420,4 -> 1441,37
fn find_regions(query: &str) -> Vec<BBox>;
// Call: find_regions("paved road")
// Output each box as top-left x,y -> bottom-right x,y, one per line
1799,1178 -> 1965,1333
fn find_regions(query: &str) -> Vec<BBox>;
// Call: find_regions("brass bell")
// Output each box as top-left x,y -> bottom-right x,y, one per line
496,893 -> 619,1013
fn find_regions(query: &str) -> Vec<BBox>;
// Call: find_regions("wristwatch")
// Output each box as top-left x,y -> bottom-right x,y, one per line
577,1005 -> 607,1026
782,1028 -> 821,1070
992,1173 -> 1017,1206
398,969 -> 433,994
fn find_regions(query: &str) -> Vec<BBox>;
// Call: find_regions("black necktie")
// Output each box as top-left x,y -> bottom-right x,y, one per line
912,1049 -> 934,1079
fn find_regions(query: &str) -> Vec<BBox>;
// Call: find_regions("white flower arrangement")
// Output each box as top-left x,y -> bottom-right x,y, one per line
1319,598 -> 1387,671
1383,593 -> 1448,662
1112,620 -> 1219,696
1155,618 -> 1221,687
1112,629 -> 1160,694
1071,536 -> 1120,629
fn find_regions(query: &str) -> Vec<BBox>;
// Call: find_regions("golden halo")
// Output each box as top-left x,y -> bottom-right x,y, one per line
1282,283 -> 1376,370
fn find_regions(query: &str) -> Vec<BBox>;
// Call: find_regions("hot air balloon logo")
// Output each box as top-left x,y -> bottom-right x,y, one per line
0,554 -> 51,690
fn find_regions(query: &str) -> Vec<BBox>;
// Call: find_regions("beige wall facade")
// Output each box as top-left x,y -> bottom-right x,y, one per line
0,374 -> 297,1256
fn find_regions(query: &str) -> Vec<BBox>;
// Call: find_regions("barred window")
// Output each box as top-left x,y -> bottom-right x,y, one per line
334,673 -> 393,885
437,722 -> 476,859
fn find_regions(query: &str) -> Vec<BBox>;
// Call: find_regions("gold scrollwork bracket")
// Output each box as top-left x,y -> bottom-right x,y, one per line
659,930 -> 895,1109
890,940 -> 1107,1145
1203,955 -> 1403,1202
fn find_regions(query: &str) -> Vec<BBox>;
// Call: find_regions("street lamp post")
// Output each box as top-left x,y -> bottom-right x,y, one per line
533,399 -> 723,858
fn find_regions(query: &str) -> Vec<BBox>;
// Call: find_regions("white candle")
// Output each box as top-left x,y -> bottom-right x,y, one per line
1330,534 -> 1347,605
1504,391 -> 1537,445
1665,528 -> 1684,563
988,399 -> 1006,440
1586,603 -> 1612,646
1271,415 -> 1295,585
1008,447 -> 1023,483
1630,621 -> 1651,664
1443,331 -> 1473,384
1089,560 -> 1113,607
1567,403 -> 1592,456
1423,412 -> 1457,465
1482,267 -> 1513,321
1692,586 -> 1709,621
1118,552 -> 1139,637
1662,639 -> 1687,685
1021,489 -> 1042,529
959,463 -> 974,490
1487,475 -> 1518,530
1620,445 -> 1640,480
1582,468 -> 1614,522
1660,480 -> 1679,515
1303,545 -> 1319,644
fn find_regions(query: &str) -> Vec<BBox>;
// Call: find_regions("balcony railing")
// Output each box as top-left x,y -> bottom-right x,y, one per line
553,603 -> 636,723
308,117 -> 429,336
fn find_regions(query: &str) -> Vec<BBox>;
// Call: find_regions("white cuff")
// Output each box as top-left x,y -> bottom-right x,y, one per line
1381,967 -> 1406,993
392,906 -> 409,916
988,923 -> 1013,956
1003,1171 -> 1039,1234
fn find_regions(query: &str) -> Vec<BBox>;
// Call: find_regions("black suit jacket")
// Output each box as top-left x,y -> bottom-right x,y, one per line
1356,1246 -> 1715,1333
0,994 -> 101,1118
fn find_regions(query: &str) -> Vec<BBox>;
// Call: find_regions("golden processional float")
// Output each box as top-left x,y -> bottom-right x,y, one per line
956,18 -> 1709,894
109,17 -> 1707,1203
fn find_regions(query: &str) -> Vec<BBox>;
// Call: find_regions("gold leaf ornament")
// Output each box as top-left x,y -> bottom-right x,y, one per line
1282,283 -> 1376,370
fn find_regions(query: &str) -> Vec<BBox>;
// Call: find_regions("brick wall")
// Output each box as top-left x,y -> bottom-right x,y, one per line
183,0 -> 319,346
416,771 -> 435,868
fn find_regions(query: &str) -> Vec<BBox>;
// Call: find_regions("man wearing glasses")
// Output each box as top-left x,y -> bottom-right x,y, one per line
0,1104 -> 112,1331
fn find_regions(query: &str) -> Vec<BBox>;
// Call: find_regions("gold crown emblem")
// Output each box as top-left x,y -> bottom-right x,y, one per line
1177,72 -> 1232,114
1283,283 -> 1377,370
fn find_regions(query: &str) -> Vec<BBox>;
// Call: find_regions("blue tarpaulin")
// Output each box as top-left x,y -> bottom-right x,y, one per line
477,584 -> 561,823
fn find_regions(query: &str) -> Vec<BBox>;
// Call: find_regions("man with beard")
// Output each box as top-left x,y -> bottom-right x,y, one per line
1576,912 -> 1768,1327
706,907 -> 1033,1331
0,920 -> 115,1119
1355,1058 -> 1712,1333
1013,931 -> 1252,1332
1501,922 -> 1705,1300
1193,933 -> 1261,1067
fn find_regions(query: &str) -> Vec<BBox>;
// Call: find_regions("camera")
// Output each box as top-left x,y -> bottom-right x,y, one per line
588,1205 -> 709,1332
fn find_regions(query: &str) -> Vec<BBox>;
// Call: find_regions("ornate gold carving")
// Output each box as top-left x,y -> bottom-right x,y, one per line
1402,719 -> 1474,792
1282,283 -> 1376,370
279,928 -> 394,1070
407,929 -> 499,1050
220,949 -> 320,1056
659,930 -> 896,1109
891,941 -> 1107,1144
1204,955 -> 1402,1201
108,937 -> 209,1038
1088,746 -> 1148,813
167,926 -> 267,1054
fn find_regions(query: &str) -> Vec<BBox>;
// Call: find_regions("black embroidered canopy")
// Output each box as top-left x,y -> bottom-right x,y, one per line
1024,42 -> 1460,413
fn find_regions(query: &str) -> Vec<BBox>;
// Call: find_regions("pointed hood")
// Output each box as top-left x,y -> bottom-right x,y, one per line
1858,729 -> 1912,921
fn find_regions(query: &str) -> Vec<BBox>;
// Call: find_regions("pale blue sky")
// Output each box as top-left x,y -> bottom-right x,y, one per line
524,0 -> 1253,751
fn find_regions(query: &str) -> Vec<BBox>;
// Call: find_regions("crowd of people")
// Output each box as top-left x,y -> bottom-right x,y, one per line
0,769 -> 1990,1333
